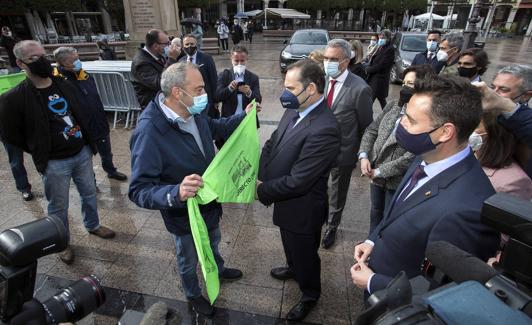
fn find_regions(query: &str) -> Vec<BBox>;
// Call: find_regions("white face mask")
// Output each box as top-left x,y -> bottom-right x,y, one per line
233,64 -> 246,75
468,131 -> 485,151
436,50 -> 448,62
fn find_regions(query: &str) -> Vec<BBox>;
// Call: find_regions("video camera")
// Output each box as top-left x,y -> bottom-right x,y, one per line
356,193 -> 532,325
0,217 -> 106,324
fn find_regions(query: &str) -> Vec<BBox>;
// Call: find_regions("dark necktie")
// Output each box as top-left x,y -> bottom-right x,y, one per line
188,56 -> 193,63
428,53 -> 433,61
287,113 -> 300,131
327,79 -> 337,108
395,165 -> 427,206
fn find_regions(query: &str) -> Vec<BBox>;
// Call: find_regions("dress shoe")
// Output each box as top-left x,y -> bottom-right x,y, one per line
107,171 -> 127,181
286,300 -> 316,321
22,190 -> 34,201
58,246 -> 74,264
321,227 -> 337,249
219,267 -> 243,280
270,266 -> 295,280
89,226 -> 116,239
189,296 -> 215,316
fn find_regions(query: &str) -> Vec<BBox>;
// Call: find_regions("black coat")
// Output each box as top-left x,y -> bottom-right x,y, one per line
366,44 -> 395,99
258,100 -> 341,234
57,68 -> 110,140
231,24 -> 244,44
216,68 -> 261,117
0,77 -> 97,173
348,61 -> 367,81
131,49 -> 176,108
411,50 -> 445,73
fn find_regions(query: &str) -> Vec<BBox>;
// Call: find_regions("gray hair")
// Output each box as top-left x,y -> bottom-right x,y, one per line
53,47 -> 77,64
326,39 -> 351,60
497,64 -> 532,92
160,62 -> 197,97
171,37 -> 182,47
441,32 -> 464,50
379,29 -> 392,40
13,40 -> 42,59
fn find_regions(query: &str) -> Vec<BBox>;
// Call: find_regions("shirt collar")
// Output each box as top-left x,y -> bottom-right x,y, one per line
143,46 -> 161,61
158,93 -> 191,123
187,52 -> 198,62
329,68 -> 349,83
421,145 -> 471,179
471,75 -> 481,83
298,96 -> 324,120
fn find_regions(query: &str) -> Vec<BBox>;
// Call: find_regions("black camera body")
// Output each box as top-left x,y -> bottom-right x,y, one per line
0,217 -> 105,324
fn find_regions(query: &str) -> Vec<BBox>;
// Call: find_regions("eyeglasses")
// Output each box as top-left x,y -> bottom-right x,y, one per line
21,54 -> 46,64
157,41 -> 170,46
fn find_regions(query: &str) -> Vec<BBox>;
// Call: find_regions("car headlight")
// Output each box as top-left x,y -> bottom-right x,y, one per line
401,60 -> 411,68
281,51 -> 292,59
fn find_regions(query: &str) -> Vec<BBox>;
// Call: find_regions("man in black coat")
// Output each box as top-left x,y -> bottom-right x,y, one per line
411,30 -> 445,73
180,34 -> 219,118
257,60 -> 340,321
366,30 -> 395,109
230,20 -> 244,45
131,29 -> 180,109
53,46 -> 127,181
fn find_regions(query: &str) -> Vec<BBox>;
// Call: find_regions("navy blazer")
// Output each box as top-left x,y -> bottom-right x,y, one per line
367,151 -> 500,293
411,50 -> 445,73
179,51 -> 218,115
257,100 -> 341,234
216,68 -> 262,117
499,104 -> 532,149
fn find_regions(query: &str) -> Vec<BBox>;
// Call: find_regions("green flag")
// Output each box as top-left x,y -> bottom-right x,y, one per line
186,101 -> 259,304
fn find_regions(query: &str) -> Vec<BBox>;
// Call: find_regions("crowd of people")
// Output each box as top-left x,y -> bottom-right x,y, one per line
0,25 -> 531,322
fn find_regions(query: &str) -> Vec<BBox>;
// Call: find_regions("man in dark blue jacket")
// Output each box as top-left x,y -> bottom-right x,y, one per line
129,62 -> 250,317
53,46 -> 127,181
411,30 -> 445,74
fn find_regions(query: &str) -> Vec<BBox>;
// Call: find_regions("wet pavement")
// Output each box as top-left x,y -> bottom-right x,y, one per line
1,35 -> 531,324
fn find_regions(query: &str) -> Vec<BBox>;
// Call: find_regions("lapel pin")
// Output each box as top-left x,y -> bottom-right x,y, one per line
425,191 -> 431,197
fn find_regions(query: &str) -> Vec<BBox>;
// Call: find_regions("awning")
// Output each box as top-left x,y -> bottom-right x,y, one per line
414,13 -> 445,20
244,10 -> 262,17
256,8 -> 311,19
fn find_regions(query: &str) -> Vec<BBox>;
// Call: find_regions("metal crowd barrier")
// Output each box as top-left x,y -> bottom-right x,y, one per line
87,71 -> 141,129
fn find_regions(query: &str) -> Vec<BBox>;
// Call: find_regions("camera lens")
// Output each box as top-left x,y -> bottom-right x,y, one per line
41,275 -> 105,324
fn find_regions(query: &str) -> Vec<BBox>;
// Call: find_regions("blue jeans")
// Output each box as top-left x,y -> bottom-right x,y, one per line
42,146 -> 100,238
2,142 -> 31,192
174,227 -> 225,299
95,135 -> 117,174
369,183 -> 396,234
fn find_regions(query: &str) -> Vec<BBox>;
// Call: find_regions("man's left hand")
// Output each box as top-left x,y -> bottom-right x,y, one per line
245,102 -> 261,114
238,85 -> 251,96
350,262 -> 374,289
255,180 -> 262,199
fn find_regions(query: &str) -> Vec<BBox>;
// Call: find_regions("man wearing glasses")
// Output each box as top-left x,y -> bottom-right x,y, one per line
131,29 -> 181,109
0,40 -> 116,265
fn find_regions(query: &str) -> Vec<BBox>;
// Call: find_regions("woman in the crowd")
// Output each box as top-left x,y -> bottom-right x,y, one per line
365,33 -> 379,61
308,49 -> 325,71
457,48 -> 490,82
366,30 -> 395,109
348,39 -> 367,80
358,64 -> 436,233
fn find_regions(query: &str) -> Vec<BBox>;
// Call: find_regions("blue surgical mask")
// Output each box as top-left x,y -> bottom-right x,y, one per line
395,122 -> 441,155
427,41 -> 438,52
180,90 -> 208,115
324,60 -> 342,78
370,40 -> 377,46
377,39 -> 386,46
163,46 -> 169,58
279,87 -> 308,110
72,59 -> 82,72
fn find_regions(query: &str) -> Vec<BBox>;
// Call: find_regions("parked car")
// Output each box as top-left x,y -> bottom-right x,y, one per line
279,29 -> 330,73
390,32 -> 427,83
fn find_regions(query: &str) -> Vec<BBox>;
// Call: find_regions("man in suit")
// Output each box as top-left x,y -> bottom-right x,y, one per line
350,75 -> 500,295
131,29 -> 180,109
411,30 -> 445,74
180,34 -> 219,118
257,60 -> 340,321
366,30 -> 395,109
321,39 -> 373,249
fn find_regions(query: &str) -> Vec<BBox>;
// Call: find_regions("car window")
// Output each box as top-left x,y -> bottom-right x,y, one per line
401,35 -> 426,52
291,32 -> 328,45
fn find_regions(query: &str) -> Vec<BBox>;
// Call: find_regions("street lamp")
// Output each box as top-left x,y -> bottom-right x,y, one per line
463,0 -> 482,50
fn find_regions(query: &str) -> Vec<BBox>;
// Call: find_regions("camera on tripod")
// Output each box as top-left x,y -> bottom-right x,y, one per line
356,193 -> 532,325
0,217 -> 106,324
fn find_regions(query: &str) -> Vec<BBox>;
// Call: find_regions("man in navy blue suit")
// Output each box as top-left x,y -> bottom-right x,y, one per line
350,75 -> 500,295
411,30 -> 445,74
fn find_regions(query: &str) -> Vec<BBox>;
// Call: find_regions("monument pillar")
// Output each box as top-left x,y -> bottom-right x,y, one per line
123,0 -> 182,59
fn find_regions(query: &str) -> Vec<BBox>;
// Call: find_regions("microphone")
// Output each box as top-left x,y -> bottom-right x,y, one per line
425,241 -> 498,284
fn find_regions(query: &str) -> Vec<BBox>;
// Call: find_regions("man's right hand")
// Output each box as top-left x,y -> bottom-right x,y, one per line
229,80 -> 239,91
178,174 -> 204,202
354,242 -> 373,263
473,81 -> 517,114
360,158 -> 373,178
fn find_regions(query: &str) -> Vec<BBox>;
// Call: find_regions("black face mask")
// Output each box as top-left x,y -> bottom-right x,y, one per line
458,66 -> 478,79
26,56 -> 53,78
184,46 -> 197,56
398,86 -> 415,107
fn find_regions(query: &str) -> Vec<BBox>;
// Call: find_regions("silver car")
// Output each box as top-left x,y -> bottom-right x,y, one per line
390,32 -> 427,83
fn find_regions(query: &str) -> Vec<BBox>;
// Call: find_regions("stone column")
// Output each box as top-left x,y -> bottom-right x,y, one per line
505,7 -> 518,31
443,5 -> 454,29
219,1 -> 228,19
347,8 -> 353,29
526,16 -> 532,36
278,0 -> 285,8
381,11 -> 387,27
195,8 -> 202,21
263,0 -> 269,29
123,0 -> 181,59
98,1 -> 113,34
482,4 -> 496,38
66,11 -> 78,36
